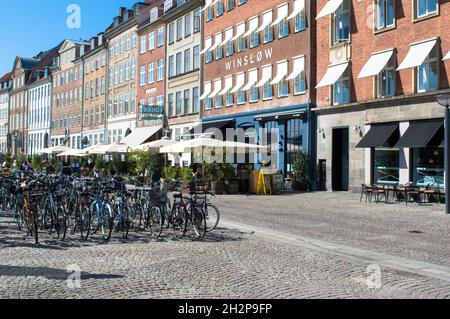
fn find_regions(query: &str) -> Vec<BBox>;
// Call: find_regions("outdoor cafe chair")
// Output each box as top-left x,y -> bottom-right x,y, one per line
360,184 -> 373,203
404,185 -> 422,206
372,185 -> 388,204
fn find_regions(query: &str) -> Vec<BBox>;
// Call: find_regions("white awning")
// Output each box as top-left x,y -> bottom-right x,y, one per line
243,17 -> 259,37
219,77 -> 233,95
209,33 -> 223,52
270,61 -> 288,85
316,0 -> 344,20
271,4 -> 289,26
286,56 -> 305,80
220,28 -> 234,46
231,22 -> 246,41
443,50 -> 450,61
257,11 -> 273,32
397,38 -> 437,70
358,49 -> 394,79
316,62 -> 349,88
200,82 -> 212,100
256,65 -> 272,87
200,37 -> 212,54
230,73 -> 245,93
201,0 -> 218,12
209,79 -> 222,98
287,0 -> 305,20
242,69 -> 258,91
120,126 -> 163,148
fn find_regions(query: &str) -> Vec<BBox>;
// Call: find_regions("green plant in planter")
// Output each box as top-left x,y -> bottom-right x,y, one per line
292,150 -> 311,190
180,167 -> 194,185
163,166 -> 181,180
31,154 -> 43,171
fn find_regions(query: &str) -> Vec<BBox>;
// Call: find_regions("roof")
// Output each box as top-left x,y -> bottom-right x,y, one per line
18,57 -> 40,70
0,72 -> 11,83
28,42 -> 63,85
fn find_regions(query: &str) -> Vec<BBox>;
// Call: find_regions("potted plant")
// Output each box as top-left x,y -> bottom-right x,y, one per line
292,150 -> 311,192
221,163 -> 239,194
203,162 -> 223,195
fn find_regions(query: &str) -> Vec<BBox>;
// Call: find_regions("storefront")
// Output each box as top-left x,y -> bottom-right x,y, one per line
200,104 -> 313,176
357,119 -> 444,188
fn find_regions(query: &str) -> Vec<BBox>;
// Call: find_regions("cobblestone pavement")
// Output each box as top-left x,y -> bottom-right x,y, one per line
0,192 -> 450,299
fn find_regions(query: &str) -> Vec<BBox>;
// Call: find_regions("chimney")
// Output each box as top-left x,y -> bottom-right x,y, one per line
119,7 -> 127,16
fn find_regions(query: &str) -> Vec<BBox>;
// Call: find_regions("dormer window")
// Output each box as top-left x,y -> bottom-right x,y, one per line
164,0 -> 173,13
150,8 -> 158,23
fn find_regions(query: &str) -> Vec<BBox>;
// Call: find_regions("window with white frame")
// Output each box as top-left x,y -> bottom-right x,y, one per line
376,56 -> 395,97
168,23 -> 175,44
140,65 -> 146,86
157,27 -> 165,47
164,0 -> 173,13
148,32 -> 155,51
176,18 -> 183,41
157,59 -> 164,81
293,0 -> 306,32
277,4 -> 289,38
332,0 -> 350,44
415,0 -> 438,19
184,89 -> 191,113
332,70 -> 350,105
193,45 -> 200,69
217,0 -> 224,16
207,6 -> 214,22
249,17 -> 260,48
193,87 -> 199,113
375,0 -> 395,31
176,52 -> 183,75
224,28 -> 234,56
237,22 -> 247,52
214,79 -> 223,108
185,13 -> 191,37
148,63 -> 155,84
132,32 -> 137,48
150,8 -> 158,23
194,8 -> 201,32
262,11 -> 274,43
140,36 -> 147,54
215,33 -> 224,60
184,49 -> 191,72
417,44 -> 439,93
224,76 -> 234,106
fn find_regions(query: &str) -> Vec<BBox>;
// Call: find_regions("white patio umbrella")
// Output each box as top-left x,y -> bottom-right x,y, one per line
131,138 -> 176,151
160,137 -> 269,154
38,145 -> 71,155
104,143 -> 129,155
86,144 -> 111,155
56,148 -> 89,157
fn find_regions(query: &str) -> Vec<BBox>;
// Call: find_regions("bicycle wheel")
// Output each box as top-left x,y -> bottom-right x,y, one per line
204,204 -> 220,232
101,204 -> 113,241
121,206 -> 131,239
14,197 -> 23,231
79,205 -> 91,241
148,206 -> 163,239
191,207 -> 206,239
53,206 -> 67,241
171,205 -> 187,238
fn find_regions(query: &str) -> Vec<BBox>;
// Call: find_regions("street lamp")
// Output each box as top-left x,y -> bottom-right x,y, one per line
436,94 -> 450,214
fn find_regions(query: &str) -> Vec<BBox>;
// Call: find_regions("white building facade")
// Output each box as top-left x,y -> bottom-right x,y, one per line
0,75 -> 11,154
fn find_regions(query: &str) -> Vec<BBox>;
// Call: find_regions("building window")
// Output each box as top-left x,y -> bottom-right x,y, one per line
148,32 -> 155,51
185,13 -> 192,37
140,65 -> 146,86
176,18 -> 183,41
412,147 -> 443,187
216,45 -> 224,60
293,72 -> 306,95
193,45 -> 200,69
169,55 -> 175,77
206,49 -> 213,63
176,91 -> 182,114
373,149 -> 399,185
193,87 -> 199,113
377,67 -> 395,98
169,23 -> 175,44
417,46 -> 439,93
184,89 -> 191,113
237,89 -> 246,104
148,63 -> 155,84
131,59 -> 136,79
217,0 -> 224,16
263,82 -> 273,99
205,96 -> 212,110
157,27 -> 165,47
263,25 -> 274,44
250,86 -> 259,102
176,52 -> 183,75
278,78 -> 289,98
332,0 -> 350,44
375,0 -> 395,30
250,29 -> 260,48
207,6 -> 214,22
227,0 -> 236,11
278,19 -> 289,38
194,8 -> 201,32
238,35 -> 247,52
294,7 -> 306,32
332,71 -> 350,105
415,0 -> 438,19
286,119 -> 303,173
157,59 -> 164,81
140,36 -> 147,54
101,76 -> 106,94
226,38 -> 234,56
184,49 -> 191,72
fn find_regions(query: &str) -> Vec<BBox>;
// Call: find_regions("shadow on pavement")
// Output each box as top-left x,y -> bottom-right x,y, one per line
0,264 -> 124,280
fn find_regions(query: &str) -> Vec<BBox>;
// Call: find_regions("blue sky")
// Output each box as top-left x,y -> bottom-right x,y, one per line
0,0 -> 138,76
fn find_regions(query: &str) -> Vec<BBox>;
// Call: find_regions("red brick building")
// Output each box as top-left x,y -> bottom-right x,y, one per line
136,0 -> 166,133
314,0 -> 450,192
201,0 -> 314,174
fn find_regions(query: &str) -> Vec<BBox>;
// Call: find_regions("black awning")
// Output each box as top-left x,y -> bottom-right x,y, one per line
254,110 -> 307,122
189,120 -> 235,135
395,120 -> 443,148
356,123 -> 400,148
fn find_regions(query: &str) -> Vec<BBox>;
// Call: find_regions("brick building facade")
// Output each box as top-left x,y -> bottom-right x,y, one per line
201,0 -> 314,174
314,0 -> 450,192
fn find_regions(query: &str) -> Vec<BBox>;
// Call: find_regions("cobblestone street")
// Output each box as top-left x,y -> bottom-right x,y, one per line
1,192 -> 450,299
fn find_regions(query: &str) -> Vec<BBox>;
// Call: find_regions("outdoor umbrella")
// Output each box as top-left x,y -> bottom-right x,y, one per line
104,143 -> 129,155
56,148 -> 89,157
38,145 -> 71,155
131,138 -> 176,151
86,144 -> 110,155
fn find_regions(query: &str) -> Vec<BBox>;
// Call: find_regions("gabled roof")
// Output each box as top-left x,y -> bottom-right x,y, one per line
18,57 -> 40,70
0,72 -> 11,83
28,42 -> 63,85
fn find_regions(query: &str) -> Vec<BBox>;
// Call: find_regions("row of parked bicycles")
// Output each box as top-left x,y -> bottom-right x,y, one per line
0,171 -> 220,244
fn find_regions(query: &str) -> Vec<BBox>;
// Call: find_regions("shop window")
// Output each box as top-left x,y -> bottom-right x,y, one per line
416,45 -> 439,93
373,149 -> 399,185
375,0 -> 395,31
286,119 -> 303,173
412,147 -> 443,188
332,0 -> 350,45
